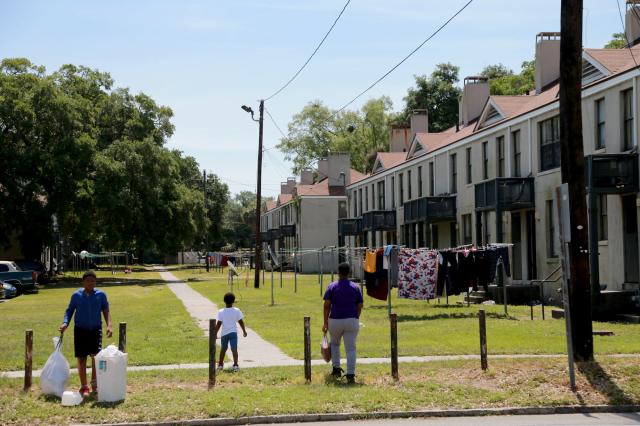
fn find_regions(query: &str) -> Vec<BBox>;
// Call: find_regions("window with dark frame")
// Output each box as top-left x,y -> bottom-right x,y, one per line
371,184 -> 375,211
598,194 -> 608,241
546,200 -> 557,258
418,166 -> 423,197
365,186 -> 369,211
512,129 -> 521,177
358,188 -> 363,216
483,211 -> 490,245
450,154 -> 457,194
622,88 -> 633,150
429,162 -> 435,196
462,214 -> 472,245
407,170 -> 412,200
391,176 -> 395,208
399,173 -> 404,206
595,98 -> 605,150
466,147 -> 472,184
539,116 -> 561,171
352,190 -> 357,216
482,141 -> 489,180
377,181 -> 385,210
497,136 -> 505,177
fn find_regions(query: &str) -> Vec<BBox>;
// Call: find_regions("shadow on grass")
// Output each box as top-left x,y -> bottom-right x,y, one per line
396,312 -> 517,322
577,361 -> 636,405
323,373 -> 363,387
39,277 -> 170,290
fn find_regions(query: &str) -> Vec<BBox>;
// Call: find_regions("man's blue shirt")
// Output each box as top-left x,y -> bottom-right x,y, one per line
63,288 -> 109,330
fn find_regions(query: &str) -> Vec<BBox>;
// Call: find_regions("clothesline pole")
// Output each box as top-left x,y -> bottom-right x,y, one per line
445,283 -> 449,306
294,247 -> 298,294
279,249 -> 283,289
317,250 -> 321,296
320,247 -> 324,295
270,263 -> 275,306
330,247 -> 335,282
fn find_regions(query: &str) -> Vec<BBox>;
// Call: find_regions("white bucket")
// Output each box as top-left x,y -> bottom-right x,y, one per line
95,345 -> 128,402
61,390 -> 82,406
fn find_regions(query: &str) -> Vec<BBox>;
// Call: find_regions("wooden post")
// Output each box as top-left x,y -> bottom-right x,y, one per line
530,281 -> 534,321
479,309 -> 488,370
294,247 -> 298,293
209,319 -> 217,389
118,322 -> 127,352
24,330 -> 33,391
304,316 -> 311,383
279,249 -> 283,289
541,282 -> 546,320
390,313 -> 399,380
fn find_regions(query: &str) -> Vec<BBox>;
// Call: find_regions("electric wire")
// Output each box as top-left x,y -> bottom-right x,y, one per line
265,107 -> 288,139
616,0 -> 639,67
335,0 -> 475,113
264,0 -> 352,101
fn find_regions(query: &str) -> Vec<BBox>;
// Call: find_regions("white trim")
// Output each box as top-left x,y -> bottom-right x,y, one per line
347,67 -> 640,190
477,99 -> 506,129
582,51 -> 612,77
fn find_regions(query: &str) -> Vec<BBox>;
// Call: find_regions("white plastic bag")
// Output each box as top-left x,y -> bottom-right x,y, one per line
320,333 -> 331,363
40,336 -> 70,397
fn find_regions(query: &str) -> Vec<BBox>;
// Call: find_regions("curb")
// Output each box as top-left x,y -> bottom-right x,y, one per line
81,404 -> 640,426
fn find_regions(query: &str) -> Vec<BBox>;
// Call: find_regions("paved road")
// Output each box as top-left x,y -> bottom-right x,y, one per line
158,269 -> 295,367
271,412 -> 640,425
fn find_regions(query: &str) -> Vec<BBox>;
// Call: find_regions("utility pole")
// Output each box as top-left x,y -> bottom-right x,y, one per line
254,100 -> 264,288
559,0 -> 593,361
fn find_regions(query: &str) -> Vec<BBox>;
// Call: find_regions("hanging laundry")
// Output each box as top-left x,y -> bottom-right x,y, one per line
487,246 -> 511,281
366,249 -> 388,301
398,248 -> 438,300
363,249 -> 377,274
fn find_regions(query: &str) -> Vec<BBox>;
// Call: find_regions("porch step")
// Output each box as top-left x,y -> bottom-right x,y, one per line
617,314 -> 640,324
551,308 -> 565,319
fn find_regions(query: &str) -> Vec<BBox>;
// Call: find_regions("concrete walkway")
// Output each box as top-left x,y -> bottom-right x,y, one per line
157,269 -> 295,367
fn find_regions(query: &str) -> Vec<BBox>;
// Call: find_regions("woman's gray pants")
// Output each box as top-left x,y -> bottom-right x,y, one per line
328,318 -> 360,375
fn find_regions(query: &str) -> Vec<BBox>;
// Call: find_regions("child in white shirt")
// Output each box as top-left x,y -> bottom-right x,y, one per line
214,292 -> 247,371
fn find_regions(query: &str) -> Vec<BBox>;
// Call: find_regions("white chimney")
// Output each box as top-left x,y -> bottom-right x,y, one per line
300,169 -> 314,185
535,32 -> 561,94
626,1 -> 640,46
458,76 -> 490,127
410,109 -> 428,138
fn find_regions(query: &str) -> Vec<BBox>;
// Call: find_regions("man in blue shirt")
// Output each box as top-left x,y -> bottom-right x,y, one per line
59,270 -> 112,398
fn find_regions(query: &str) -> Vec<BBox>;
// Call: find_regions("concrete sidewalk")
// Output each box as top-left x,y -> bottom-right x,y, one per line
158,269 -> 295,367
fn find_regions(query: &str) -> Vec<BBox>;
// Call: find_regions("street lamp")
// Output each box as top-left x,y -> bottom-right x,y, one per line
242,100 -> 264,289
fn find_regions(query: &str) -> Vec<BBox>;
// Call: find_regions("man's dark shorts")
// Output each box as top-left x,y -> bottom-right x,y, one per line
74,327 -> 102,358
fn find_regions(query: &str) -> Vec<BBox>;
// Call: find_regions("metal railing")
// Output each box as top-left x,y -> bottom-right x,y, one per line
530,264 -> 563,320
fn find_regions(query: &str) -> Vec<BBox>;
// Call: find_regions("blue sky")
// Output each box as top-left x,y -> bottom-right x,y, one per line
2,0 -> 623,197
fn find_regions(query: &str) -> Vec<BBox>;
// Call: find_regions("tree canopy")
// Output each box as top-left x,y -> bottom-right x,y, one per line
605,33 -> 626,49
480,61 -> 535,95
0,58 -> 229,258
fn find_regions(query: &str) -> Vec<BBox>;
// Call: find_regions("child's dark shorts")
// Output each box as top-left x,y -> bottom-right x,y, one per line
74,327 -> 102,358
220,332 -> 238,351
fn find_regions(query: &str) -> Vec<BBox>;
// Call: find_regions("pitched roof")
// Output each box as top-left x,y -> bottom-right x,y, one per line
376,152 -> 408,170
277,193 -> 293,206
295,178 -> 329,196
584,46 -> 640,74
350,169 -> 367,184
265,200 -> 277,211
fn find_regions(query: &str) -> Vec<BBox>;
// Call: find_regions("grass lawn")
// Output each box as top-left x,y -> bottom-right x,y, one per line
0,270 -> 208,371
1,357 -> 639,425
171,268 -> 640,359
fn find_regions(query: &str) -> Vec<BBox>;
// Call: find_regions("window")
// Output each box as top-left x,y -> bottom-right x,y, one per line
399,173 -> 404,206
512,130 -> 521,177
483,211 -> 491,245
539,116 -> 560,171
358,189 -> 363,216
622,88 -> 634,150
462,214 -> 472,245
595,98 -> 605,150
496,136 -> 505,177
352,190 -> 357,216
365,186 -> 369,211
391,176 -> 395,208
431,224 -> 439,248
429,162 -> 435,196
450,154 -> 457,194
377,181 -> 385,210
546,200 -> 557,258
598,194 -> 608,241
450,222 -> 457,247
407,170 -> 412,200
466,147 -> 472,184
371,184 -> 375,211
338,201 -> 347,219
418,166 -> 423,197
482,141 -> 489,180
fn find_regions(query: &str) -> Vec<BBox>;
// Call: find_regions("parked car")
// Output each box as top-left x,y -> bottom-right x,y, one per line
1,280 -> 17,298
14,259 -> 50,284
0,261 -> 37,295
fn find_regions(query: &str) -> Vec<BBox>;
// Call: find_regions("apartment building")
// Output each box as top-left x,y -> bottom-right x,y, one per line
260,153 -> 365,273
342,6 -> 640,296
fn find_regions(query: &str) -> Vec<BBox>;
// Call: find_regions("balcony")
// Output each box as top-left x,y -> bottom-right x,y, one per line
280,224 -> 296,237
338,218 -> 362,236
260,231 -> 270,242
403,196 -> 457,224
586,153 -> 639,194
267,228 -> 281,241
475,177 -> 535,211
361,210 -> 396,231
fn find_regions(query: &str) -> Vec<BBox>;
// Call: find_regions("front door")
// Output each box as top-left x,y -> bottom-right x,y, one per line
511,212 -> 522,280
623,195 -> 639,283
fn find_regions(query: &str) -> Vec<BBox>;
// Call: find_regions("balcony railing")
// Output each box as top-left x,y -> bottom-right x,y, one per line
267,228 -> 281,241
280,224 -> 296,237
260,231 -> 270,242
586,153 -> 639,194
361,210 -> 396,231
475,177 -> 535,211
338,218 -> 362,236
403,196 -> 457,224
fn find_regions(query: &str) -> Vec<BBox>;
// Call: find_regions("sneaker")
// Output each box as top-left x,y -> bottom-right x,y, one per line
232,365 -> 240,372
90,380 -> 98,395
331,367 -> 343,378
216,364 -> 224,372
79,385 -> 90,398
345,374 -> 355,385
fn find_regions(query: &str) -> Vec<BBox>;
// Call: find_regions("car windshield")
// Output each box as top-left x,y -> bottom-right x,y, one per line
10,262 -> 21,271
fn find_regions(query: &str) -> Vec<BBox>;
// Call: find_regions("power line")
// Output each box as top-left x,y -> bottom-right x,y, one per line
616,0 -> 639,67
336,0 -> 475,112
265,107 -> 288,139
263,0 -> 352,101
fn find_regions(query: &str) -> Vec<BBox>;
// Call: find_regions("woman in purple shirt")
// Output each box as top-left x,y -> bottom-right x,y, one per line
322,262 -> 363,384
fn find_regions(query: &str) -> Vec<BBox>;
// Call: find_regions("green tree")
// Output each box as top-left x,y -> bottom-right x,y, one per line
401,63 -> 461,132
605,33 -> 627,49
481,60 -> 535,95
